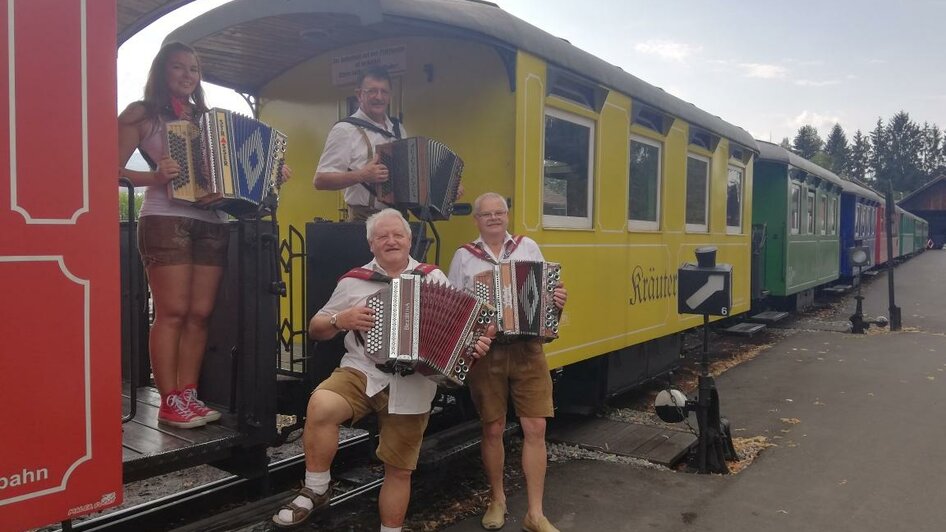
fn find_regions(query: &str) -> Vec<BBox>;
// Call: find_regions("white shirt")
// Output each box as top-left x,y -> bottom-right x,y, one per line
317,257 -> 443,414
316,108 -> 407,208
447,232 -> 545,292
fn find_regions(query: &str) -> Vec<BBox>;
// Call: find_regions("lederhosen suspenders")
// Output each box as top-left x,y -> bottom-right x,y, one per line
460,235 -> 525,265
337,117 -> 403,211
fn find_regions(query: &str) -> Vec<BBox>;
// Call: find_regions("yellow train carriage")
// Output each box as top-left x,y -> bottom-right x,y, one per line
169,0 -> 755,397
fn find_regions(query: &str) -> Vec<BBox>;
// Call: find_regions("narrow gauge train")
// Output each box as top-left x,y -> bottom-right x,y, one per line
1,1 -> 931,529
168,0 -> 757,415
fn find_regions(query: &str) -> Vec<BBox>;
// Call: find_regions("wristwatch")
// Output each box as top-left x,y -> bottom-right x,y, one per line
329,313 -> 342,330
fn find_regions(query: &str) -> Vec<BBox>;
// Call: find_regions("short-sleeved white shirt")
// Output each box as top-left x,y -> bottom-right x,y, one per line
315,108 -> 407,208
317,256 -> 443,414
447,232 -> 545,292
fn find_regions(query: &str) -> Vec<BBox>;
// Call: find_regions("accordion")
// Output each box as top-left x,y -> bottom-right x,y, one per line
374,136 -> 463,221
472,261 -> 562,341
363,274 -> 493,387
166,108 -> 288,216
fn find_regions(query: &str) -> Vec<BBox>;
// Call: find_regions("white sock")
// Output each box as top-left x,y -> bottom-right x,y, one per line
276,470 -> 330,523
380,526 -> 402,532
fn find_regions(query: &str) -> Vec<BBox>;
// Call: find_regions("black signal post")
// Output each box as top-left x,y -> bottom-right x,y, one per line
884,184 -> 902,331
672,247 -> 736,474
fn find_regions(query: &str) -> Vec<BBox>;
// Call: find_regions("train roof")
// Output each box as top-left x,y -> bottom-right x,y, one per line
118,0 -> 198,46
165,0 -> 757,151
754,140 -> 846,189
837,178 -> 884,203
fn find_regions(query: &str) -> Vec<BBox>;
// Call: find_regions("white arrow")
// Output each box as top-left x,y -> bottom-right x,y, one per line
686,274 -> 725,310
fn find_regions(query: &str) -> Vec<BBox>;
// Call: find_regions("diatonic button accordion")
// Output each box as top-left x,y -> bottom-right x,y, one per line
374,136 -> 463,221
472,261 -> 562,341
166,108 -> 288,216
363,274 -> 493,387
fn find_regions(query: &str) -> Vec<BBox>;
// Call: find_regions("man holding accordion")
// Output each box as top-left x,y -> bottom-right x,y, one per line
273,209 -> 493,531
314,67 -> 405,221
447,192 -> 568,532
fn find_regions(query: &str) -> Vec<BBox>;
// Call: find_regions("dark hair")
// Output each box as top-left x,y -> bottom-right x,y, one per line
356,66 -> 392,88
140,42 -> 209,122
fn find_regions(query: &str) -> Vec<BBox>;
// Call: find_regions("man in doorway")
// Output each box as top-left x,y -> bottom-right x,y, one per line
314,67 -> 404,221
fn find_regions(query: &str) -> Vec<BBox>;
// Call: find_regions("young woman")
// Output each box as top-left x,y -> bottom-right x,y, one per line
118,42 -> 288,428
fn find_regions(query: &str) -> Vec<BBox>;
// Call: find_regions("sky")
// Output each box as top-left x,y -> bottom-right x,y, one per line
118,0 -> 946,146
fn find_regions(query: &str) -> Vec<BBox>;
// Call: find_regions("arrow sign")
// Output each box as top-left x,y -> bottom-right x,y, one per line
686,274 -> 725,309
678,264 -> 732,316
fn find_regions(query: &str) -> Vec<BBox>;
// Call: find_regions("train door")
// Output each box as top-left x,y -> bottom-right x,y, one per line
0,2 -> 122,530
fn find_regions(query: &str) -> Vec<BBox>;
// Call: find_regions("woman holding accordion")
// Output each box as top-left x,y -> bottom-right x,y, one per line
118,42 -> 289,428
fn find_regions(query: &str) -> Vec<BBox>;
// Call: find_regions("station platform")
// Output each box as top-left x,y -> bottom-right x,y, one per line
446,250 -> 946,532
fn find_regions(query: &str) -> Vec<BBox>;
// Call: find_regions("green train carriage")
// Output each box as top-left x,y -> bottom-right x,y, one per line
752,141 -> 843,309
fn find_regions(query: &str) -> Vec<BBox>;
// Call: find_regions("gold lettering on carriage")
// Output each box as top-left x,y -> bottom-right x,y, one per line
628,265 -> 677,306
0,466 -> 49,490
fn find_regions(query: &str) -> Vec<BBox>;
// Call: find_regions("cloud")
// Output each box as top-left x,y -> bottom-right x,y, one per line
634,39 -> 702,62
788,111 -> 843,132
794,79 -> 841,87
739,63 -> 788,79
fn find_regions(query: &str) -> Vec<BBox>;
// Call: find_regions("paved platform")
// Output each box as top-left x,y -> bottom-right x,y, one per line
446,250 -> 946,532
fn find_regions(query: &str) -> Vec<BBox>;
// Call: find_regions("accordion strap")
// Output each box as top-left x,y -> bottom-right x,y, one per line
338,117 -> 402,140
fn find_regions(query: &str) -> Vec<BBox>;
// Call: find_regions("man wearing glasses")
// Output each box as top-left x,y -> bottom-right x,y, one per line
314,66 -> 404,221
447,192 -> 567,532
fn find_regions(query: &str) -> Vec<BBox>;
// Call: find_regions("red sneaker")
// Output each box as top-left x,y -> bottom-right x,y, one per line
158,391 -> 206,428
182,386 -> 221,423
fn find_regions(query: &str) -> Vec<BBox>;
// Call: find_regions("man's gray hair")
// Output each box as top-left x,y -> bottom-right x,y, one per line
473,192 -> 508,215
366,208 -> 412,240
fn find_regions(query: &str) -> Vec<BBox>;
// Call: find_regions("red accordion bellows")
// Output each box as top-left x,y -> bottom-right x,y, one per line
364,275 -> 493,387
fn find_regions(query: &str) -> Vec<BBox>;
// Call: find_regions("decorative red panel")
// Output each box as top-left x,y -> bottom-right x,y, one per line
0,1 -> 122,530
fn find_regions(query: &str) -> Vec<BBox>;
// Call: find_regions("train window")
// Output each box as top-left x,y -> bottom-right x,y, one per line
629,136 -> 661,230
726,165 -> 743,234
543,109 -> 594,228
685,154 -> 710,232
828,197 -> 837,235
819,195 -> 827,235
806,191 -> 815,234
790,184 -> 801,235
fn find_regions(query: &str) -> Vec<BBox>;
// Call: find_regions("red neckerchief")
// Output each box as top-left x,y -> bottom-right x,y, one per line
170,96 -> 189,120
460,235 -> 524,265
338,263 -> 438,283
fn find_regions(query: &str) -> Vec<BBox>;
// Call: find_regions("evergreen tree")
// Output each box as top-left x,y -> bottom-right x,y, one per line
792,125 -> 824,159
779,137 -> 792,150
885,111 -> 923,192
849,130 -> 871,183
869,118 -> 888,187
823,123 -> 850,176
919,122 -> 944,178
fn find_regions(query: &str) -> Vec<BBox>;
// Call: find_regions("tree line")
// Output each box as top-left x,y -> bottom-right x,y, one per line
780,111 -> 945,195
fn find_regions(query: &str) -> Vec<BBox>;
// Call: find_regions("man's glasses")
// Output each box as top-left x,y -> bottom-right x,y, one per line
359,88 -> 390,97
475,210 -> 508,219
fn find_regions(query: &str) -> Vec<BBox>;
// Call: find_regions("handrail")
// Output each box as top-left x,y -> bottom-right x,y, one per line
119,177 -> 139,423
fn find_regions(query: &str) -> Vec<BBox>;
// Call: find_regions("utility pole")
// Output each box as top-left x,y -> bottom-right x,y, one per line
885,183 -> 902,330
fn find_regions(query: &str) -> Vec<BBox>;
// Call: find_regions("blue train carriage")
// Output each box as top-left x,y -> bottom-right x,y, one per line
752,141 -> 844,309
838,178 -> 883,278
168,0 -> 757,412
